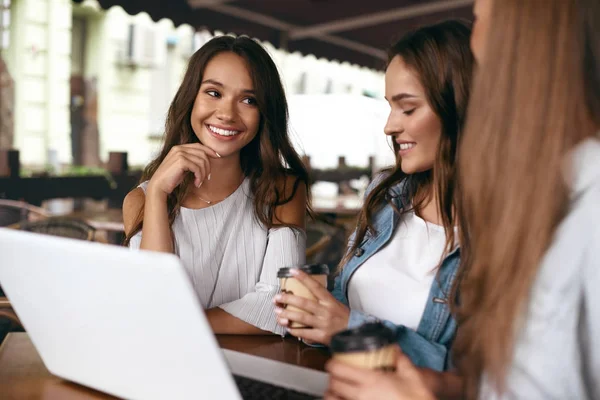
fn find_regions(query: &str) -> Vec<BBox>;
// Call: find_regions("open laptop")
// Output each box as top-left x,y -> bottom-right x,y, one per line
0,228 -> 328,399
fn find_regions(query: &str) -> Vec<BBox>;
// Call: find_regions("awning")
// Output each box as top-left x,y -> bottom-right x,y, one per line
72,0 -> 473,69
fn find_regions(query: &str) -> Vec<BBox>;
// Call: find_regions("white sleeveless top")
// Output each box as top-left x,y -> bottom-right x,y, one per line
129,178 -> 306,335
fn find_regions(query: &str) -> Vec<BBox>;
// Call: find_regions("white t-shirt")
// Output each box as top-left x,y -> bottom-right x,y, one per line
347,211 -> 447,330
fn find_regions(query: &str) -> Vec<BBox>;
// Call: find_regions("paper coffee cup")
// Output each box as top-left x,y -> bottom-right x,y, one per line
277,264 -> 329,329
330,322 -> 397,371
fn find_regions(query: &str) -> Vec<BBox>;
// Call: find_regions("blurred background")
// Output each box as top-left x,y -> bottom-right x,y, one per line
0,0 -> 473,232
0,0 -> 472,341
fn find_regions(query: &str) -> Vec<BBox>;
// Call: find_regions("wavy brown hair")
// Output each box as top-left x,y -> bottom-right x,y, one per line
341,20 -> 473,268
452,0 -> 600,397
124,36 -> 311,245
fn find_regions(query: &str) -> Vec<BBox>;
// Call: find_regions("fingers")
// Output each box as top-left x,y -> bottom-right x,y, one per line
180,143 -> 222,159
327,376 -> 359,400
174,154 -> 209,187
275,308 -> 325,329
326,359 -> 375,384
183,154 -> 211,186
395,352 -> 421,382
324,391 -> 344,400
166,146 -> 212,187
288,269 -> 332,301
169,155 -> 202,187
273,293 -> 323,316
286,327 -> 328,344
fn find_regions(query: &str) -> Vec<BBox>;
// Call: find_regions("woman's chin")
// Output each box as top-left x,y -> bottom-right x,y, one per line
400,164 -> 416,175
400,159 -> 433,175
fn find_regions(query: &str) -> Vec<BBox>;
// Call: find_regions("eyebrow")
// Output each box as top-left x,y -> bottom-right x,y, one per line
385,93 -> 418,102
201,79 -> 255,94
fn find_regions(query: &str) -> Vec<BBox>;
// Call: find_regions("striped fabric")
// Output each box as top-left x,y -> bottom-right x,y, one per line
129,179 -> 306,335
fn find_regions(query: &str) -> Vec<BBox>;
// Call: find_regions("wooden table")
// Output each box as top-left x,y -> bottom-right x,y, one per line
0,333 -> 330,399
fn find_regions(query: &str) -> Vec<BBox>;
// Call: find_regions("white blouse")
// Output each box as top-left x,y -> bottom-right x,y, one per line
347,211 -> 447,330
129,179 -> 306,335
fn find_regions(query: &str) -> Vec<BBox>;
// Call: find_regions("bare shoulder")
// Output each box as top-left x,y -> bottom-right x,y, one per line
122,187 -> 145,235
273,175 -> 308,230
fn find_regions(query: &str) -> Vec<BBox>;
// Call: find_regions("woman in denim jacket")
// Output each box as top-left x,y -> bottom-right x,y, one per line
274,20 -> 473,372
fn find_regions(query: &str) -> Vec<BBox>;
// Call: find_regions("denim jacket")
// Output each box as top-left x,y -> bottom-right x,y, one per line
331,175 -> 460,371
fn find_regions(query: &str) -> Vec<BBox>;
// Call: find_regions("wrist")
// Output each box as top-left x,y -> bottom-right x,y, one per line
146,182 -> 168,202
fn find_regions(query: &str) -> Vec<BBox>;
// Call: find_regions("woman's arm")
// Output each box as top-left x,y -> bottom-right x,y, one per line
326,348 -> 436,400
209,177 -> 308,334
123,144 -> 218,253
347,309 -> 451,371
122,186 -> 173,253
206,308 -> 273,334
141,183 -> 174,253
419,369 -> 464,400
277,271 -> 453,371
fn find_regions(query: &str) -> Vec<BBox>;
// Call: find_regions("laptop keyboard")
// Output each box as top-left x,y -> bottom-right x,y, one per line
233,374 -> 319,400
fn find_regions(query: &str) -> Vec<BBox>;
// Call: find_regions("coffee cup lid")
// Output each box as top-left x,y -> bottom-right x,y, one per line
330,322 -> 396,353
277,264 -> 329,278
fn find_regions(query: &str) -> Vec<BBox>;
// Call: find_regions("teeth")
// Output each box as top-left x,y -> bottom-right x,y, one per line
208,125 -> 240,137
400,143 -> 416,150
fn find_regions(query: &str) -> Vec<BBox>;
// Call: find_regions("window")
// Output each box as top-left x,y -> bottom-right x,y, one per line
0,0 -> 10,50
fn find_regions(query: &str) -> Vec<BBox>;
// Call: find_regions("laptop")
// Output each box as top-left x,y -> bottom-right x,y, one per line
0,228 -> 327,399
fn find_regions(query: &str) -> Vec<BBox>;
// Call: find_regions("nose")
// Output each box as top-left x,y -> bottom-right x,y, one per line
216,99 -> 237,123
384,110 -> 403,137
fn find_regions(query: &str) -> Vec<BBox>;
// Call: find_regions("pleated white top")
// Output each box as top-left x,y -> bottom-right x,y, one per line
129,178 -> 306,335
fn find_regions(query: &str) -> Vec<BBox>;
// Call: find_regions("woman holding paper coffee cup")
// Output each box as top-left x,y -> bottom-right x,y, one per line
275,20 -> 474,371
327,0 -> 600,398
326,337 -> 435,400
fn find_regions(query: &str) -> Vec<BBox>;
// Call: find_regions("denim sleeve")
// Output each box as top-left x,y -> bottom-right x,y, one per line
348,309 -> 449,371
331,274 -> 348,306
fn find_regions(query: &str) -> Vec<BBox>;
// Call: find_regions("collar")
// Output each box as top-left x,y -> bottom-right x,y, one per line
567,136 -> 600,200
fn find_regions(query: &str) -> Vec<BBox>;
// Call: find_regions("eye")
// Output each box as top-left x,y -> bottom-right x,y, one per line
242,97 -> 257,106
206,90 -> 220,98
403,108 -> 416,116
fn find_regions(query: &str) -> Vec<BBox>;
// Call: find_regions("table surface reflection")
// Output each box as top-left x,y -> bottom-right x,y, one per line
0,332 -> 330,399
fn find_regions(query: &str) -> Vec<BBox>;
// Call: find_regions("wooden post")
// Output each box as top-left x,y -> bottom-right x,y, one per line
107,151 -> 128,175
368,155 -> 376,179
107,152 -> 128,210
274,30 -> 289,51
301,155 -> 312,182
0,149 -> 19,178
301,155 -> 311,170
337,156 -> 349,195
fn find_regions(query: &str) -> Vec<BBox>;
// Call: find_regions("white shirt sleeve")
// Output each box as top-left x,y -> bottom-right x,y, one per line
128,231 -> 142,250
219,226 -> 306,335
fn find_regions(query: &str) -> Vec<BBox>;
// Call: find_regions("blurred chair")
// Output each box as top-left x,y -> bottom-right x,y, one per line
305,219 -> 349,290
0,200 -> 50,299
1,217 -> 96,342
0,199 -> 49,227
15,217 -> 96,241
306,223 -> 333,260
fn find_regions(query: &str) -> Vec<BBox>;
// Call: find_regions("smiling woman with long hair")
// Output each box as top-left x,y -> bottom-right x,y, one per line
122,35 -> 310,336
275,20 -> 474,372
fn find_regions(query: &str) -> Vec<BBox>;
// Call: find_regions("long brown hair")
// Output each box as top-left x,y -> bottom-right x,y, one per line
124,36 -> 310,245
452,0 -> 600,397
341,20 -> 473,268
